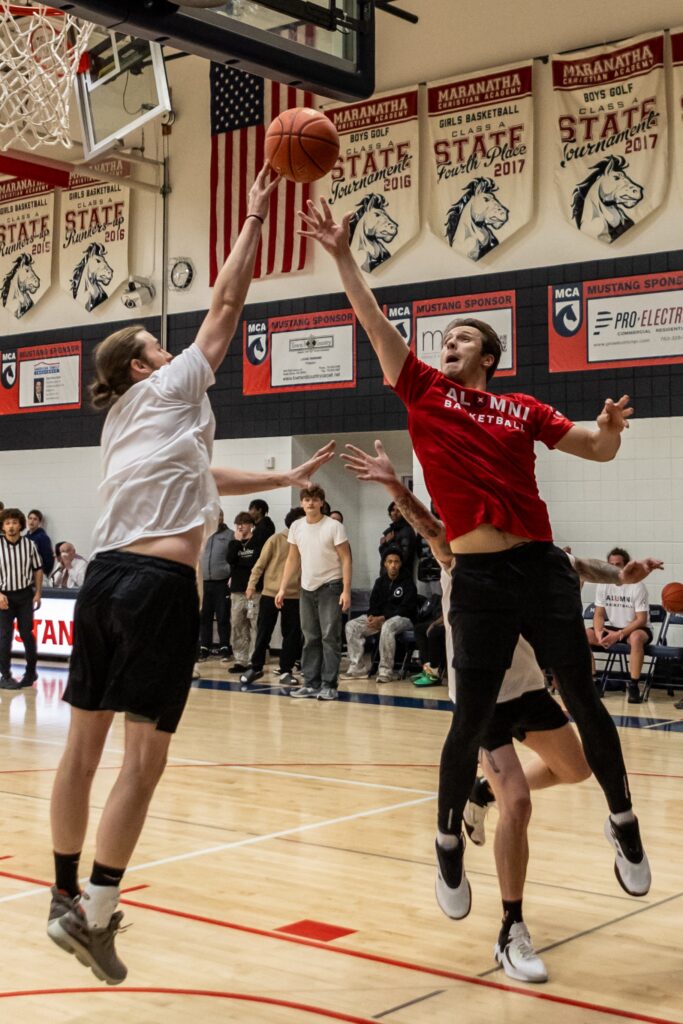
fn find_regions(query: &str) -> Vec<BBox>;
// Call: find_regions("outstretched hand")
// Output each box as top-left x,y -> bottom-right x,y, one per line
247,163 -> 281,221
597,395 -> 633,434
289,440 -> 336,489
340,440 -> 398,486
298,198 -> 353,258
619,558 -> 664,585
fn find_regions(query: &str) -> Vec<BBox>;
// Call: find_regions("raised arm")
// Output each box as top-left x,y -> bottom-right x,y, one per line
195,165 -> 280,372
298,198 -> 408,386
212,441 -> 335,496
555,396 -> 633,462
340,440 -> 452,566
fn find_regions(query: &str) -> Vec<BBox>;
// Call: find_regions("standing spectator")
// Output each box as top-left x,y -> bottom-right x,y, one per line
345,546 -> 417,682
330,510 -> 344,523
227,512 -> 259,673
0,508 -> 43,689
241,507 -> 305,688
248,499 -> 275,555
378,501 -> 416,571
198,510 -> 233,661
50,542 -> 88,589
276,485 -> 351,701
27,509 -> 54,576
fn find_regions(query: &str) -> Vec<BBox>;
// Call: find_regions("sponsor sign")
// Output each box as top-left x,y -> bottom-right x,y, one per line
551,33 -> 667,243
59,161 -> 129,311
243,310 -> 356,395
672,28 -> 683,200
0,179 -> 54,321
325,88 -> 419,273
548,272 -> 683,371
426,61 -> 534,262
0,341 -> 81,414
12,595 -> 76,657
413,291 -> 517,376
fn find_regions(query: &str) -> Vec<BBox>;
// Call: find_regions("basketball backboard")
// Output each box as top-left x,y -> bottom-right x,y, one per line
50,1 -> 375,101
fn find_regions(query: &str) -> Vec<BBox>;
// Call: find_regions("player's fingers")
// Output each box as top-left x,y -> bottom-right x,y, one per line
343,443 -> 368,458
374,439 -> 385,455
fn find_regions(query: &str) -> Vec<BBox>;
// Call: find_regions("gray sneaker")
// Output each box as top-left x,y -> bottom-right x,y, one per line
317,686 -> 339,701
47,904 -> 128,985
290,685 -> 320,699
48,886 -> 78,923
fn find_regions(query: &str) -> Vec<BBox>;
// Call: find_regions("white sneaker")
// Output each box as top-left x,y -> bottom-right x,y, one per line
495,922 -> 548,983
376,671 -> 396,683
434,838 -> 471,920
463,799 -> 490,846
604,816 -> 651,896
343,666 -> 370,678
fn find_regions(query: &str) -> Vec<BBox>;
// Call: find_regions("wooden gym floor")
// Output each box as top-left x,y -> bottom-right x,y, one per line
1,658 -> 681,1023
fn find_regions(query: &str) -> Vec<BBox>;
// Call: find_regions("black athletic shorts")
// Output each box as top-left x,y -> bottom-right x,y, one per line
65,550 -> 199,733
602,624 -> 654,645
482,688 -> 569,752
450,542 -> 587,674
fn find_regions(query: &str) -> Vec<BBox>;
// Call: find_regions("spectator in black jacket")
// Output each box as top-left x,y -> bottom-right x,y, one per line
26,509 -> 54,576
379,502 -> 416,572
198,510 -> 233,661
227,512 -> 259,673
248,498 -> 275,555
344,546 -> 417,683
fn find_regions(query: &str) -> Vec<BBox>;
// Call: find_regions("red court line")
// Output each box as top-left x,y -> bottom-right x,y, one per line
0,869 -> 147,896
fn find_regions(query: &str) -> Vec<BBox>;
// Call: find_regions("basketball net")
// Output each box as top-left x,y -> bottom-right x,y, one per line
0,2 -> 94,150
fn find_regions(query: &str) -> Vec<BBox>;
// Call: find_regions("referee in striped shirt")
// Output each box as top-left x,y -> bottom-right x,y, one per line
0,507 -> 43,690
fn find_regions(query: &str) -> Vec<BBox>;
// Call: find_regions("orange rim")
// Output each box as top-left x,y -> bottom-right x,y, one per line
6,5 -> 65,17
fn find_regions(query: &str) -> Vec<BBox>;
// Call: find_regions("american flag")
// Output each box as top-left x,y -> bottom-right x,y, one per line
209,65 -> 313,281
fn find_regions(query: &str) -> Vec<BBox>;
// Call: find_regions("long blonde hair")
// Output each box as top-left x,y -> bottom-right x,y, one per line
89,324 -> 147,410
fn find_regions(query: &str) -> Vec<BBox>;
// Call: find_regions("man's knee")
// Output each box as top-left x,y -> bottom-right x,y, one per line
498,788 -> 532,827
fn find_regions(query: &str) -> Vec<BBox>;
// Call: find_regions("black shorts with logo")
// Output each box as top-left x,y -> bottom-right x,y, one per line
65,550 -> 199,733
482,688 -> 569,752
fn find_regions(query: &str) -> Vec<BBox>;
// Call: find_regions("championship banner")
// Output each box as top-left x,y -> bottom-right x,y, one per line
412,291 -> 517,376
0,179 -> 53,321
548,271 -> 683,372
426,61 -> 533,262
59,161 -> 129,311
243,310 -> 356,395
0,340 -> 82,414
324,88 -> 419,273
551,33 -> 667,244
672,28 -> 683,199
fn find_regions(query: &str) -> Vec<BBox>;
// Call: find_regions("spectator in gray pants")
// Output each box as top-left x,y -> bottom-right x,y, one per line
198,509 -> 233,661
276,485 -> 351,701
226,511 -> 260,673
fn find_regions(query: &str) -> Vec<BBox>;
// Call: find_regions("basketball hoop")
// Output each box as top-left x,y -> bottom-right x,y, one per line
0,2 -> 94,150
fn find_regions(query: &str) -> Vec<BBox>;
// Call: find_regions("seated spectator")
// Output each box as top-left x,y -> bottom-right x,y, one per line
344,546 -> 417,683
227,512 -> 259,673
413,593 -> 446,686
586,546 -> 652,705
49,542 -> 88,589
240,507 -> 306,688
248,498 -> 276,555
26,509 -> 54,576
330,510 -> 344,523
198,510 -> 233,661
379,502 -> 416,572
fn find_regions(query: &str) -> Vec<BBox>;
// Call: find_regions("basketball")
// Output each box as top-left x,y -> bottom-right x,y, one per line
265,107 -> 340,183
661,582 -> 683,613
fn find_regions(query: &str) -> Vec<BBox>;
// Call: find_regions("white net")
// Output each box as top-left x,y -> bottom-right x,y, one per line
0,2 -> 94,150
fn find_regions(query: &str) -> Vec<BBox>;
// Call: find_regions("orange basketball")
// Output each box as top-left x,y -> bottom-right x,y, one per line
661,582 -> 683,614
265,107 -> 340,183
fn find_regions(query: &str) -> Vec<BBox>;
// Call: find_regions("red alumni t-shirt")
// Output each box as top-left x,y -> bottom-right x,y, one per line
393,350 -> 573,543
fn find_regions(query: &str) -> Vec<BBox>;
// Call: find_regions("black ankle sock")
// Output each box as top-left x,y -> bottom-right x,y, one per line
90,861 -> 125,887
470,776 -> 495,807
54,851 -> 81,898
498,899 -> 523,947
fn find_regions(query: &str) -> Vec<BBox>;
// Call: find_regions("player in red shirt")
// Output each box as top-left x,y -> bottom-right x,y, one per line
300,198 -> 649,923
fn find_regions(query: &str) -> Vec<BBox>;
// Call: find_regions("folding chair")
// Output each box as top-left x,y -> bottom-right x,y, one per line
642,611 -> 683,700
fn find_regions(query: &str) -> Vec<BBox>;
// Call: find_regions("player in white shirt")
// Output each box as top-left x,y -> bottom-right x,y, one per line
587,547 -> 653,704
341,439 -> 662,984
46,166 -> 335,985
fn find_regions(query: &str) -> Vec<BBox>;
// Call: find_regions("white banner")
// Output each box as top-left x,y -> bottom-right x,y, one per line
0,179 -> 54,321
673,28 -> 683,201
426,61 -> 534,262
551,32 -> 667,244
324,88 -> 419,273
12,595 -> 75,657
59,162 -> 129,311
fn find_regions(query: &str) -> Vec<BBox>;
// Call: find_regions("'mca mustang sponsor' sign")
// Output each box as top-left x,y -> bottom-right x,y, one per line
427,61 -> 534,262
551,33 -> 667,244
324,89 -> 419,273
0,178 -> 54,321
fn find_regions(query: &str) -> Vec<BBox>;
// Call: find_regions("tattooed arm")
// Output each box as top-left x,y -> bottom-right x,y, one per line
572,555 -> 663,586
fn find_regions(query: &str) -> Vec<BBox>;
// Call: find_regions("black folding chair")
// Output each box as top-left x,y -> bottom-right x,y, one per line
642,611 -> 683,700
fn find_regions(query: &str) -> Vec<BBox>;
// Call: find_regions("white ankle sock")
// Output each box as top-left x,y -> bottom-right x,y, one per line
610,810 -> 636,827
81,882 -> 120,929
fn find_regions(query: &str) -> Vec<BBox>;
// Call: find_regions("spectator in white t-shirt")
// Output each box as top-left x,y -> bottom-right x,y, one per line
587,547 -> 652,704
275,484 -> 351,701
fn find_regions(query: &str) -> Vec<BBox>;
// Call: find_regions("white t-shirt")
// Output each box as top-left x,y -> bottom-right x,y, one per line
595,581 -> 650,630
288,515 -> 348,591
92,344 -> 221,555
441,564 -> 545,705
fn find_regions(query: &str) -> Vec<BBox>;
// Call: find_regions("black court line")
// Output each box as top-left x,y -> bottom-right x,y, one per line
373,989 -> 445,1018
477,889 -> 683,978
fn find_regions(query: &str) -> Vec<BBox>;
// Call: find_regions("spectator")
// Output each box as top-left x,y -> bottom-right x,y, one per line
587,546 -> 653,704
198,509 -> 233,661
248,499 -> 275,555
0,508 -> 43,689
226,512 -> 259,673
413,593 -> 447,686
26,508 -> 54,576
275,485 -> 351,701
240,506 -> 306,688
344,546 -> 417,682
321,500 -> 332,517
330,510 -> 344,523
379,501 -> 416,571
50,542 -> 88,589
